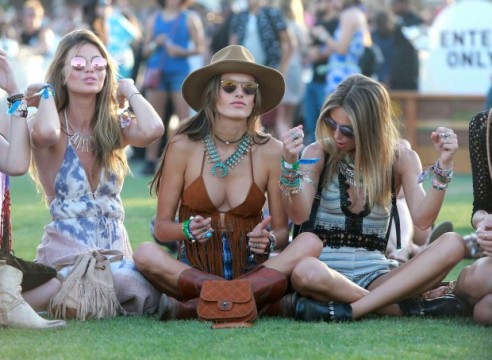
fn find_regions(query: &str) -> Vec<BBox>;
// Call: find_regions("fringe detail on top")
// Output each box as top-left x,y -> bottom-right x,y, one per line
0,174 -> 12,254
179,205 -> 265,278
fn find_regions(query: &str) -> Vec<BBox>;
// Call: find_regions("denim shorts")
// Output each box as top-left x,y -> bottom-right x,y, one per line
319,246 -> 391,289
178,233 -> 257,280
157,71 -> 188,92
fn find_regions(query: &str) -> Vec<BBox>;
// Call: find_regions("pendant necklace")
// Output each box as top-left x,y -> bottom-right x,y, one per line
214,131 -> 247,145
338,156 -> 363,187
64,109 -> 94,153
203,133 -> 253,178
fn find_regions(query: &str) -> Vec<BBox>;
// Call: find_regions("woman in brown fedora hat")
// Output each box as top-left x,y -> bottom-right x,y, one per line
133,45 -> 322,320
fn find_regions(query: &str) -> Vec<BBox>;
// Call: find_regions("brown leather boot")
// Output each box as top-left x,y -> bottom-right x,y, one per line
237,266 -> 288,312
157,294 -> 198,321
177,268 -> 222,300
264,292 -> 298,317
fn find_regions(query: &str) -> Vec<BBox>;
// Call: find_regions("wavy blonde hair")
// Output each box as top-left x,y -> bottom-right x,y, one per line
315,74 -> 400,208
31,29 -> 128,195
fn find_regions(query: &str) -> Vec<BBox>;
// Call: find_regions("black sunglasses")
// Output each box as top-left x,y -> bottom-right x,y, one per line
220,79 -> 259,95
324,117 -> 355,139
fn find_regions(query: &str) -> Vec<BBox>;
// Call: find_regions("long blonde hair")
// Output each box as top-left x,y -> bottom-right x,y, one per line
31,29 -> 128,195
315,74 -> 400,208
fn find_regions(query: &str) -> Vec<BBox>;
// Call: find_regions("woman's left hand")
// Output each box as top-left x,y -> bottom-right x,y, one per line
430,127 -> 458,168
247,216 -> 272,254
476,215 -> 492,256
117,78 -> 138,108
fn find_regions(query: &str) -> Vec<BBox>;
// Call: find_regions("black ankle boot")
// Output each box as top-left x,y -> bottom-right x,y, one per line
294,297 -> 353,322
399,294 -> 466,317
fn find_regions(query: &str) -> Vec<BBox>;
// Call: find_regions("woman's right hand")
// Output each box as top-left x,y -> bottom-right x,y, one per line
188,215 -> 214,244
281,125 -> 305,164
24,83 -> 49,108
0,49 -> 20,95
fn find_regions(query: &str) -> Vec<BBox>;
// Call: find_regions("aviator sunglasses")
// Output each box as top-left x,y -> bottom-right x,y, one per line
70,56 -> 108,71
324,117 -> 355,139
220,79 -> 259,95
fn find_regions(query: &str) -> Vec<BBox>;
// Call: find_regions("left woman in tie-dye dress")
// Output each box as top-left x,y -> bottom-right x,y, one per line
26,29 -> 164,315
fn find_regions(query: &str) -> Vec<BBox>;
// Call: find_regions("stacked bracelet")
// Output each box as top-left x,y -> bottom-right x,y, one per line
7,99 -> 28,118
279,158 -> 303,200
182,216 -> 198,243
431,160 -> 453,191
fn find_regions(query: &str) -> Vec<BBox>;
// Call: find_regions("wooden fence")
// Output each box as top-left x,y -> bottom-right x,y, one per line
390,92 -> 485,173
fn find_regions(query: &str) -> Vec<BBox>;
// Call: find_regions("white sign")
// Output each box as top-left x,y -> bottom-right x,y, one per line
420,0 -> 492,95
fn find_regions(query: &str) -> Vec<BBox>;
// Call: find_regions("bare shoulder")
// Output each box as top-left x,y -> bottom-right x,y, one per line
168,133 -> 193,149
256,135 -> 283,159
396,142 -> 421,175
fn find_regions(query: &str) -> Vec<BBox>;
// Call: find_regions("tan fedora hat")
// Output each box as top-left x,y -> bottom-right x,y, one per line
182,45 -> 285,114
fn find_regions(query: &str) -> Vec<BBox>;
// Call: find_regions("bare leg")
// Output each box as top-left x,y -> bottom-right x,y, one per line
133,242 -> 190,298
291,256 -> 369,303
453,257 -> 492,325
264,232 -> 322,276
23,277 -> 61,312
350,233 -> 465,319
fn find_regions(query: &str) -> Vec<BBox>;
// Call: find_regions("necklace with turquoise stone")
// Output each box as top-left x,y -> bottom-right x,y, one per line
203,133 -> 253,178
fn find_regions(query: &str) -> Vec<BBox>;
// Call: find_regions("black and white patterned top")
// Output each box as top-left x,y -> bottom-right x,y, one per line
469,111 -> 492,221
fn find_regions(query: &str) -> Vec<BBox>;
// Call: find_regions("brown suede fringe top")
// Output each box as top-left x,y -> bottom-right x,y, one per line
179,153 -> 267,278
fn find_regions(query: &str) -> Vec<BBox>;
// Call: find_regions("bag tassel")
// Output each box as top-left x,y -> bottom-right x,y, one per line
48,252 -> 125,321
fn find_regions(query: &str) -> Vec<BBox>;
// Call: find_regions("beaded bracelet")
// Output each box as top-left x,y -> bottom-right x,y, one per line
7,93 -> 24,106
433,160 -> 453,179
431,175 -> 448,191
181,219 -> 194,243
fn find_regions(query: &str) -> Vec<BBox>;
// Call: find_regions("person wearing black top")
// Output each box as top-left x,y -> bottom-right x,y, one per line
453,110 -> 492,325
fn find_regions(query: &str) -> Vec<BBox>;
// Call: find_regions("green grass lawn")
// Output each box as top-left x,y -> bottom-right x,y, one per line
2,167 -> 490,360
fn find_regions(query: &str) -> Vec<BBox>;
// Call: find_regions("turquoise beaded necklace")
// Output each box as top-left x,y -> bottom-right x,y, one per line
203,133 -> 253,178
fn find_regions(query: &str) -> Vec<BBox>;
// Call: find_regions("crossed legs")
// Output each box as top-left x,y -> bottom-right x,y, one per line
291,232 -> 465,320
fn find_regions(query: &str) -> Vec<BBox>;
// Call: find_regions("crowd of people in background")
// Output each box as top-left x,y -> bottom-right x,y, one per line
0,0 -> 448,157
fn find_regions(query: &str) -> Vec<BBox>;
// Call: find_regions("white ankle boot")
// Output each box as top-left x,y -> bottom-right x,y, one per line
0,260 -> 66,329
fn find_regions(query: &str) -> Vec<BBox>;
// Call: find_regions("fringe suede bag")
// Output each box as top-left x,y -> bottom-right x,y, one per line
197,279 -> 257,329
48,250 -> 125,321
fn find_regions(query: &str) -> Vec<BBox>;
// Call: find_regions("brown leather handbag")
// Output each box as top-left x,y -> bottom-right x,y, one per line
197,279 -> 257,329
